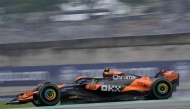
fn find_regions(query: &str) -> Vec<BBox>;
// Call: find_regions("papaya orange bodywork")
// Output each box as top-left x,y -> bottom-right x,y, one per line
121,78 -> 152,92
164,71 -> 179,81
17,91 -> 34,101
104,71 -> 122,75
17,84 -> 65,101
75,76 -> 87,81
57,84 -> 65,89
85,84 -> 101,91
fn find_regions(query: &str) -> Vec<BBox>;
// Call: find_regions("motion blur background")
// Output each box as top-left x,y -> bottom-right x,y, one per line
0,0 -> 190,99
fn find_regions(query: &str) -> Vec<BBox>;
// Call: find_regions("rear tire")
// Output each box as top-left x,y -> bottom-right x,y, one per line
150,78 -> 173,99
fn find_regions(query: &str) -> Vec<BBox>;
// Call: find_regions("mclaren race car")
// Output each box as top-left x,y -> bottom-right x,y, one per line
6,69 -> 179,106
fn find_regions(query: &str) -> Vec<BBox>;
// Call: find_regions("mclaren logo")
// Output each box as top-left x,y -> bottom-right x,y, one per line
101,85 -> 121,92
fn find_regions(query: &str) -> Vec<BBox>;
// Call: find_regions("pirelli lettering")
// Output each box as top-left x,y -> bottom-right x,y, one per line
101,85 -> 121,92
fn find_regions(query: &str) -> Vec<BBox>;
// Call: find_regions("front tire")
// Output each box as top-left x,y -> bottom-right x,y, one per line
37,83 -> 61,106
32,100 -> 45,106
150,78 -> 173,99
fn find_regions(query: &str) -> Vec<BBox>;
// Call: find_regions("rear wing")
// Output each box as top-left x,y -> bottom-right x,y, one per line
164,71 -> 179,91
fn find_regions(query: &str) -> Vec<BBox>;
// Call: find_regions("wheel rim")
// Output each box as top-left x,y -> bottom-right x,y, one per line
152,79 -> 173,99
44,88 -> 56,101
157,83 -> 169,95
39,84 -> 60,106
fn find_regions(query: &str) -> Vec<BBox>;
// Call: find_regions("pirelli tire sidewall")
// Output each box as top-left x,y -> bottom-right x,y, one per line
150,78 -> 173,99
37,83 -> 61,106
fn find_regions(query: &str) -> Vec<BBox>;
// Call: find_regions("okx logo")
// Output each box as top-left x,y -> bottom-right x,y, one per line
101,85 -> 121,92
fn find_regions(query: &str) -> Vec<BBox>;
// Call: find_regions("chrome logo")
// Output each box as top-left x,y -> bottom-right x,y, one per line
44,89 -> 56,101
157,83 -> 168,95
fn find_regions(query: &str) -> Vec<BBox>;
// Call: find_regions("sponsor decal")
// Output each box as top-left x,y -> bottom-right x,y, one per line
69,95 -> 78,99
137,81 -> 148,87
61,86 -> 74,92
65,86 -> 74,89
137,82 -> 143,85
101,85 -> 121,92
112,75 -> 136,80
0,71 -> 50,82
65,84 -> 75,87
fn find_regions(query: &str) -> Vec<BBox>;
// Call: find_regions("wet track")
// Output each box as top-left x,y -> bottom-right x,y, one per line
12,90 -> 190,109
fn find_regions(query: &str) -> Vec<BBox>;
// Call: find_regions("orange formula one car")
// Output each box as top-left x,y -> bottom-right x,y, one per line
6,69 -> 179,107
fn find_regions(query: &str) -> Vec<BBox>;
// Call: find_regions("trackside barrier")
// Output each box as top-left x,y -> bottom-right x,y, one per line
0,60 -> 190,86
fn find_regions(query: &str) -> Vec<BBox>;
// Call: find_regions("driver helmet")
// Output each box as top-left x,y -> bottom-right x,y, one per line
104,68 -> 110,72
103,68 -> 110,78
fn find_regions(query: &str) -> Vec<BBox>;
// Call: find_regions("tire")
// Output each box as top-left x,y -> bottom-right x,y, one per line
33,84 -> 43,91
150,78 -> 173,99
37,83 -> 61,106
32,100 -> 45,107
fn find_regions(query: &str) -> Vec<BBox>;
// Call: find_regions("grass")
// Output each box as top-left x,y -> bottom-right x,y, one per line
0,101 -> 34,109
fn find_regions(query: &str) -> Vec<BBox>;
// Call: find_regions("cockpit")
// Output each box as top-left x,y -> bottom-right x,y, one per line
73,76 -> 100,84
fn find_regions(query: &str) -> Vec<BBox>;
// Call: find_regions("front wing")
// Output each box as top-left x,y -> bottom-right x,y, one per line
6,91 -> 36,105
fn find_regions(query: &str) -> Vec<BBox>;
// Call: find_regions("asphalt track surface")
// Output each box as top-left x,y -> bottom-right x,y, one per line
11,90 -> 190,109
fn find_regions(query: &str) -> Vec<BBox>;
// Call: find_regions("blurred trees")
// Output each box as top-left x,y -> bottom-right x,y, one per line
159,0 -> 190,13
0,0 -> 156,14
0,0 -> 70,14
1,0 -> 189,14
119,0 -> 157,13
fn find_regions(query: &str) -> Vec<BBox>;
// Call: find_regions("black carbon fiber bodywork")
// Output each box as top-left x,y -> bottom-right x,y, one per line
59,79 -> 150,104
